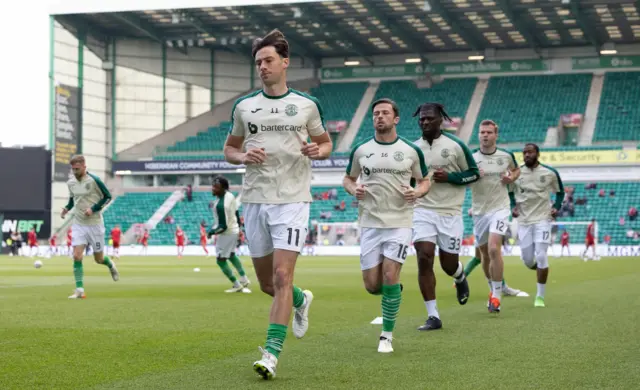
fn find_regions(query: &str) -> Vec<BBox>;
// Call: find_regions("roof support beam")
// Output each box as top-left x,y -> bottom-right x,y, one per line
298,5 -> 375,65
427,2 -> 484,51
111,13 -> 187,55
366,6 -> 429,59
241,8 -> 319,64
178,10 -> 250,59
497,0 -> 543,57
570,2 -> 600,49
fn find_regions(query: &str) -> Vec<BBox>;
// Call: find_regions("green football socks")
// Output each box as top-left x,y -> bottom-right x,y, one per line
464,256 -> 481,276
102,256 -> 114,269
216,260 -> 237,283
73,261 -> 84,288
228,254 -> 246,277
265,323 -> 288,358
381,283 -> 402,332
292,285 -> 305,308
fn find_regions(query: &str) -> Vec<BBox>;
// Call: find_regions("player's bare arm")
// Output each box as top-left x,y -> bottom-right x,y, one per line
501,166 -> 521,184
224,135 -> 267,165
343,175 -> 366,200
402,178 -> 430,203
302,132 -> 332,160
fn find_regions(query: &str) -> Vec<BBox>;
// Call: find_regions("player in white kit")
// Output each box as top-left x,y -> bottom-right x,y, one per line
509,143 -> 564,308
470,120 -> 522,313
61,155 -> 119,299
344,98 -> 430,353
412,103 -> 480,331
208,176 -> 251,293
223,29 -> 333,380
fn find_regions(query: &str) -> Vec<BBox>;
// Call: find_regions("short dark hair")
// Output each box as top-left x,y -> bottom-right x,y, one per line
480,119 -> 499,132
524,143 -> 540,154
371,98 -> 399,117
213,176 -> 229,190
252,29 -> 289,59
412,102 -> 453,122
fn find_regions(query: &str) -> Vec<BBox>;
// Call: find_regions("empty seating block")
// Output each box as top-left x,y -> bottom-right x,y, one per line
354,78 -> 477,145
594,72 -> 640,142
103,192 -> 172,239
166,120 -> 232,153
472,75 -> 591,145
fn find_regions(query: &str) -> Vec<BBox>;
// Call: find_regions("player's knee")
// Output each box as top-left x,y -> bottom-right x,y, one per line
535,251 -> 549,269
416,250 -> 434,271
521,247 -> 536,269
488,244 -> 501,261
273,266 -> 293,290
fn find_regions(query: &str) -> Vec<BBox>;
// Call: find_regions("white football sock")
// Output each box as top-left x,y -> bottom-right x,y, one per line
536,283 -> 546,298
491,280 -> 502,300
425,300 -> 439,319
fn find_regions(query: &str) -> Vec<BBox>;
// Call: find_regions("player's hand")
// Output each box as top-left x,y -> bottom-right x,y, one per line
550,208 -> 558,218
354,184 -> 367,200
479,168 -> 485,177
61,208 -> 68,219
433,169 -> 448,183
500,171 -> 515,184
401,185 -> 417,204
242,148 -> 267,165
511,207 -> 519,218
301,141 -> 321,159
84,209 -> 93,217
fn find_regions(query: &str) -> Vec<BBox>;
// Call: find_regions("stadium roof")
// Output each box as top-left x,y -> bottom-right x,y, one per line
56,0 -> 640,62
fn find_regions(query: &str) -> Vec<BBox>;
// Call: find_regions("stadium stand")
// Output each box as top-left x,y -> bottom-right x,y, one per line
472,74 -> 592,144
165,121 -> 232,153
354,78 -> 477,144
594,72 -> 640,142
103,192 -> 172,241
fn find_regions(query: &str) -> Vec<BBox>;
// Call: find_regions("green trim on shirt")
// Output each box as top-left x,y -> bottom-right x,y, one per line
399,136 -> 428,177
290,89 -> 326,129
212,194 -> 228,234
442,132 -> 480,185
88,173 -> 112,213
229,90 -> 261,133
346,137 -> 371,176
540,163 -> 565,210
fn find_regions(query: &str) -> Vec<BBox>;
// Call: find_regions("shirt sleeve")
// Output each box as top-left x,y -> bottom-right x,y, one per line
549,169 -> 565,210
229,100 -> 245,137
447,142 -> 480,185
65,183 -> 74,210
307,98 -> 326,137
90,174 -> 112,213
346,145 -> 361,177
412,147 -> 429,179
507,150 -> 518,170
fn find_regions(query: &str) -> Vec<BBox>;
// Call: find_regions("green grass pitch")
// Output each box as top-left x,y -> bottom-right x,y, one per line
1,254 -> 639,389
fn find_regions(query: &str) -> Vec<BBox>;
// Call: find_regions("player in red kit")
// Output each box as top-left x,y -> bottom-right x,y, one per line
27,227 -> 38,257
138,229 -> 149,255
560,230 -> 570,257
48,235 -> 57,257
199,222 -> 209,256
175,226 -> 185,258
66,229 -> 73,257
582,218 -> 599,261
110,224 -> 122,259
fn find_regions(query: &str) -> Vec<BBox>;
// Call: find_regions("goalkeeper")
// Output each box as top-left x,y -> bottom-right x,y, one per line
209,176 -> 250,293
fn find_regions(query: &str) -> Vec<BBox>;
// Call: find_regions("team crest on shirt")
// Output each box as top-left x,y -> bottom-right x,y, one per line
497,158 -> 504,166
539,175 -> 546,183
85,183 -> 91,190
285,104 -> 298,117
393,151 -> 404,162
441,149 -> 450,158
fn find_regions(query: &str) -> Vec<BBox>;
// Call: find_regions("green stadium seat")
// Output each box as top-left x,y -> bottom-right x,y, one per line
594,72 -> 640,142
472,75 -> 591,145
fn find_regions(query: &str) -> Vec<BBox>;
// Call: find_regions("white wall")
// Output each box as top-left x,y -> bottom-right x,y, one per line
52,21 -> 109,230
